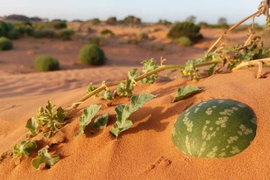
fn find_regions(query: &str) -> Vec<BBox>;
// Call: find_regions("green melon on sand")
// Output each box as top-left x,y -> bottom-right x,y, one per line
172,99 -> 257,158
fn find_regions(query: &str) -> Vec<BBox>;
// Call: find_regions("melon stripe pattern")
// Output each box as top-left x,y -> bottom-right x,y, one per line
172,99 -> 257,158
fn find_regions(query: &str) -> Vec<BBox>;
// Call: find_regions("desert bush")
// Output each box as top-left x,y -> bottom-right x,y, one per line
91,18 -> 101,25
174,36 -> 192,46
0,21 -> 8,36
138,32 -> 148,41
61,29 -> 75,40
53,22 -> 67,30
34,55 -> 60,72
106,17 -> 117,25
100,29 -> 114,36
17,27 -> 35,36
79,44 -> 106,65
167,22 -> 202,41
0,37 -> 13,50
7,29 -> 19,39
157,19 -> 172,26
34,30 -> 55,38
19,21 -> 33,27
123,15 -> 141,25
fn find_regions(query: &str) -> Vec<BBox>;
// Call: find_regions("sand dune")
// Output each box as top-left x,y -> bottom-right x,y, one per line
0,66 -> 270,179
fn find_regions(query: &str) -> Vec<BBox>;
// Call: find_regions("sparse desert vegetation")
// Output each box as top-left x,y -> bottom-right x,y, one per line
1,1 -> 270,179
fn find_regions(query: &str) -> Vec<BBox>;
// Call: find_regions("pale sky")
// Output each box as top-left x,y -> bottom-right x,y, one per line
0,0 -> 267,24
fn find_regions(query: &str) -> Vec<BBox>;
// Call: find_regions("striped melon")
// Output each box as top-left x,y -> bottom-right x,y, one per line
172,99 -> 257,158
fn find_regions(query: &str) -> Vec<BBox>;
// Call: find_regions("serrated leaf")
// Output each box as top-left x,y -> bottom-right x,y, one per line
103,89 -> 113,101
129,93 -> 156,112
128,68 -> 138,80
87,83 -> 99,97
76,105 -> 101,136
13,141 -> 37,158
31,146 -> 59,170
110,120 -> 133,138
93,113 -> 109,129
26,117 -> 39,137
140,59 -> 159,84
173,86 -> 202,102
110,94 -> 155,138
115,79 -> 134,97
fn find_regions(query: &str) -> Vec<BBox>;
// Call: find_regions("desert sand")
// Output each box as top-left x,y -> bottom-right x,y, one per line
0,25 -> 269,180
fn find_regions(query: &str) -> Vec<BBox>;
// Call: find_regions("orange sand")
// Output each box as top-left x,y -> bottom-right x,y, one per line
0,26 -> 270,179
0,67 -> 270,179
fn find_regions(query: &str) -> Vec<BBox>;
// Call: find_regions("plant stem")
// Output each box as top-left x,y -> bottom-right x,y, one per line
206,11 -> 261,54
232,58 -> 270,71
65,60 -> 221,111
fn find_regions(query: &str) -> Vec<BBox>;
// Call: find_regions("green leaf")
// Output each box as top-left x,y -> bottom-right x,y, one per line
173,86 -> 202,102
103,89 -> 113,101
87,83 -> 99,97
140,59 -> 159,84
93,113 -> 109,129
31,146 -> 59,170
76,105 -> 101,136
129,93 -> 157,112
128,68 -> 138,80
13,141 -> 37,158
110,94 -> 155,138
115,79 -> 134,97
26,117 -> 39,137
110,120 -> 133,138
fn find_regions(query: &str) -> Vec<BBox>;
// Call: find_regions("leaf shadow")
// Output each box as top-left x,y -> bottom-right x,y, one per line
120,97 -> 197,137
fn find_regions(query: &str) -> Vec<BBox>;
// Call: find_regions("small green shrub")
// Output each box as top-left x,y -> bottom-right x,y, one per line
0,21 -> 8,37
53,22 -> 67,30
0,37 -> 13,50
7,29 -> 20,39
100,29 -> 114,36
175,36 -> 192,46
106,17 -> 117,25
91,18 -> 101,25
138,32 -> 148,41
167,22 -> 202,41
61,29 -> 75,40
34,55 -> 60,72
17,27 -> 35,36
79,44 -> 106,65
34,30 -> 55,38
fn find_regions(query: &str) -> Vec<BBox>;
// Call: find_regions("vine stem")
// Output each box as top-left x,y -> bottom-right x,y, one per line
206,11 -> 262,54
232,58 -> 270,71
65,59 -> 221,112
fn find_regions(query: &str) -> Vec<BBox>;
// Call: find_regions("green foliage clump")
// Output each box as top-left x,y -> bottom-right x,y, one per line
100,29 -> 114,36
32,146 -> 60,170
106,17 -> 117,25
60,29 -> 75,40
34,30 -> 55,38
0,37 -> 13,50
174,36 -> 192,46
79,44 -> 106,65
34,55 -> 60,72
7,29 -> 20,39
138,32 -> 148,41
110,94 -> 156,138
91,18 -> 101,25
53,22 -> 67,30
167,22 -> 202,41
172,99 -> 257,158
0,21 -> 8,36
